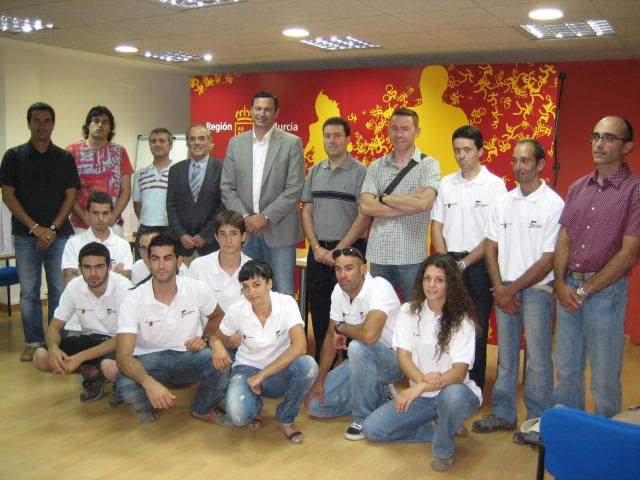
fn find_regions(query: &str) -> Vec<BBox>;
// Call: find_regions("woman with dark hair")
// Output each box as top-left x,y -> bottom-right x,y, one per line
363,253 -> 481,471
211,259 -> 318,444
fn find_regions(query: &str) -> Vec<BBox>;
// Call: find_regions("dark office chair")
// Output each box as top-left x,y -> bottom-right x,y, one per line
537,407 -> 640,480
0,266 -> 19,316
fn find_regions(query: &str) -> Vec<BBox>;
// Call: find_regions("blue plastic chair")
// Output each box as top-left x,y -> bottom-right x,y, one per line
0,266 -> 19,316
538,407 -> 640,480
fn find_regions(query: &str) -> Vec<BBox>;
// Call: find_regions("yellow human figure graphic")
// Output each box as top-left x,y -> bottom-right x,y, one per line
304,90 -> 346,167
413,66 -> 469,177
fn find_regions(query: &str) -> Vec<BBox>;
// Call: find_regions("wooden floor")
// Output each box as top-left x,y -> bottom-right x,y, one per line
1,309 -> 639,480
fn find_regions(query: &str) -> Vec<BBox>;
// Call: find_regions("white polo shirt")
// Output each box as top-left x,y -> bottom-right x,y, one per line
54,272 -> 133,336
431,166 -> 507,252
131,259 -> 189,285
62,227 -> 133,272
329,273 -> 400,348
188,250 -> 251,312
117,276 -> 217,355
393,302 -> 481,402
219,291 -> 303,369
485,180 -> 564,284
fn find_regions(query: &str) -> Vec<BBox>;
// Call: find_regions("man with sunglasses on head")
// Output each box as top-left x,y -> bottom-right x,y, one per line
305,247 -> 403,441
553,116 -> 640,418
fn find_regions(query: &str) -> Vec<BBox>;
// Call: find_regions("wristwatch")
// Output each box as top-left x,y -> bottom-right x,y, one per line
457,261 -> 466,272
201,335 -> 210,345
334,321 -> 345,335
576,286 -> 589,299
50,224 -> 57,232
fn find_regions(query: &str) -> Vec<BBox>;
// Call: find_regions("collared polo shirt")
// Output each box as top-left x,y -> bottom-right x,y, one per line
0,141 -> 80,237
560,163 -> 640,272
61,227 -> 133,271
360,147 -> 440,265
132,161 -> 173,226
117,276 -> 217,355
485,180 -> 564,284
329,273 -> 400,347
393,302 -> 481,402
431,166 -> 507,252
188,250 -> 251,312
54,272 -> 133,336
301,154 -> 367,241
220,291 -> 303,369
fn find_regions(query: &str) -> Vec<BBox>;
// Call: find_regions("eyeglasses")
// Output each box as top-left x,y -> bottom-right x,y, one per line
589,133 -> 628,144
332,247 -> 365,263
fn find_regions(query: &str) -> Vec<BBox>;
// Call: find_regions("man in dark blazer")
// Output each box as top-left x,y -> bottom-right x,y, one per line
166,123 -> 223,262
221,91 -> 305,296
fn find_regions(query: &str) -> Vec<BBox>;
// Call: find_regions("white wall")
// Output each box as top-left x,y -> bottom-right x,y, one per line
0,38 -> 192,305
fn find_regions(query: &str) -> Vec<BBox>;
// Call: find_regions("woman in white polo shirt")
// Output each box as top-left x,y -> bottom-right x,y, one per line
212,260 -> 318,444
363,253 -> 482,472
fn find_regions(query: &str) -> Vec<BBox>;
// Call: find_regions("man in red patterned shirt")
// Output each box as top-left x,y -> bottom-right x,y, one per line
67,106 -> 133,237
553,116 -> 640,418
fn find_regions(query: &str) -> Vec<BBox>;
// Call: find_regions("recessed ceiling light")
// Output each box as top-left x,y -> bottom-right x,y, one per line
0,15 -> 54,34
115,45 -> 139,53
283,27 -> 309,38
203,53 -> 213,61
143,50 -> 211,62
150,0 -> 246,8
521,19 -> 615,39
300,35 -> 380,51
529,8 -> 564,20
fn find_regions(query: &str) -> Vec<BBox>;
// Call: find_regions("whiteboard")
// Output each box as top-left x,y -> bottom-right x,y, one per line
134,134 -> 189,170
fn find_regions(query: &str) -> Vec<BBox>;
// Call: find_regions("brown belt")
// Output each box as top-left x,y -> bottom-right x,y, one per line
567,269 -> 597,281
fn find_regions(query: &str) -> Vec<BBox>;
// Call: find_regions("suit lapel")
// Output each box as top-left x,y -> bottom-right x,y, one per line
261,129 -> 282,190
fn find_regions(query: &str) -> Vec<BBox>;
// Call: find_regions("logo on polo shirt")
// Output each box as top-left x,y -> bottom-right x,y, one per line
78,307 -> 94,314
180,309 -> 195,318
144,318 -> 161,327
446,202 -> 458,208
275,329 -> 287,340
473,200 -> 488,208
500,221 -> 512,229
106,308 -> 116,316
528,220 -> 542,229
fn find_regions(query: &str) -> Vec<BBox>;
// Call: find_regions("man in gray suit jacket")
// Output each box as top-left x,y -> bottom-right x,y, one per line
221,91 -> 305,296
167,124 -> 223,262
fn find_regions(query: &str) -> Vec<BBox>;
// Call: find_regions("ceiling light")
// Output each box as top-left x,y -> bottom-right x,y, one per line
300,35 -> 380,51
115,45 -> 139,53
528,8 -> 564,20
521,19 -> 615,39
150,0 -> 246,8
0,15 -> 54,34
143,50 -> 212,62
283,28 -> 309,38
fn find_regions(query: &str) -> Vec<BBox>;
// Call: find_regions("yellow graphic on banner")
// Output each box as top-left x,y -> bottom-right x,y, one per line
304,90 -> 345,168
234,105 -> 253,136
191,74 -> 241,95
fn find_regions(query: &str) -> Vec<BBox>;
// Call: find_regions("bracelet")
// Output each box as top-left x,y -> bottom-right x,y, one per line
28,223 -> 39,234
313,245 -> 321,251
334,321 -> 345,335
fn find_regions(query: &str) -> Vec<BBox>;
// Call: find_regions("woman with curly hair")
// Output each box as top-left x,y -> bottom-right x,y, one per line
363,253 -> 482,471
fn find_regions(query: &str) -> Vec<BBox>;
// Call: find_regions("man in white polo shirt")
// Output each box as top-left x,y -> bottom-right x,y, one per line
62,191 -> 133,284
472,139 -> 564,441
188,210 -> 251,314
431,126 -> 507,391
305,247 -> 403,441
115,233 -> 228,423
33,242 -> 132,404
131,227 -> 188,285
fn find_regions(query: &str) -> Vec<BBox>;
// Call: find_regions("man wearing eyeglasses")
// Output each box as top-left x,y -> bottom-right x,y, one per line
67,106 -> 133,237
305,247 -> 403,442
553,116 -> 640,418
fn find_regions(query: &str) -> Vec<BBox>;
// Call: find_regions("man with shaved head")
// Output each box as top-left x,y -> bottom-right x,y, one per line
553,116 -> 640,418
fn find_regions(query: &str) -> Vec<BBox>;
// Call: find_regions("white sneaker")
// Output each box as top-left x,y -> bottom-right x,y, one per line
345,422 -> 366,440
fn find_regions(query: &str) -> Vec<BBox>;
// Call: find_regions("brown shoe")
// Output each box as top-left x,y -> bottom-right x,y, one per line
20,346 -> 36,362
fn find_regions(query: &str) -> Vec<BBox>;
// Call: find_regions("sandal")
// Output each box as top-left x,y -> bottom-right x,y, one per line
278,423 -> 304,445
248,417 -> 263,430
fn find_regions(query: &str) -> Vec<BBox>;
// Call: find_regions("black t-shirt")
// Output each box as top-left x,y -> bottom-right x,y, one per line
0,141 -> 80,237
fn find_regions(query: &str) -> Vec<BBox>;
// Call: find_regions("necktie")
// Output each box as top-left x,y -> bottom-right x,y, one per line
190,162 -> 202,201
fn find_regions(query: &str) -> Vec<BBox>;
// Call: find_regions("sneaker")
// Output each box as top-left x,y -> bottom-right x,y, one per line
383,383 -> 398,401
472,414 -> 516,433
108,387 -> 126,408
80,373 -> 108,402
513,430 -> 544,448
138,409 -> 160,423
430,456 -> 454,471
344,422 -> 366,441
20,346 -> 37,362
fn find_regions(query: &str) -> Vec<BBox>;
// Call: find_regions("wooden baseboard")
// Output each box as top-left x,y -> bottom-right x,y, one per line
0,299 -> 48,313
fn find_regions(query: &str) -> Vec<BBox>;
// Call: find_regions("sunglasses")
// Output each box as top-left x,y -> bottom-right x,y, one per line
332,247 -> 365,263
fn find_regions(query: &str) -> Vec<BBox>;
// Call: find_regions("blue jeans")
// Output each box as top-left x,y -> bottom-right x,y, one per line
492,284 -> 554,422
243,234 -> 295,297
226,355 -> 318,425
553,275 -> 628,418
369,262 -> 421,302
363,384 -> 480,459
307,340 -> 405,424
13,235 -> 67,346
116,349 -> 229,416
